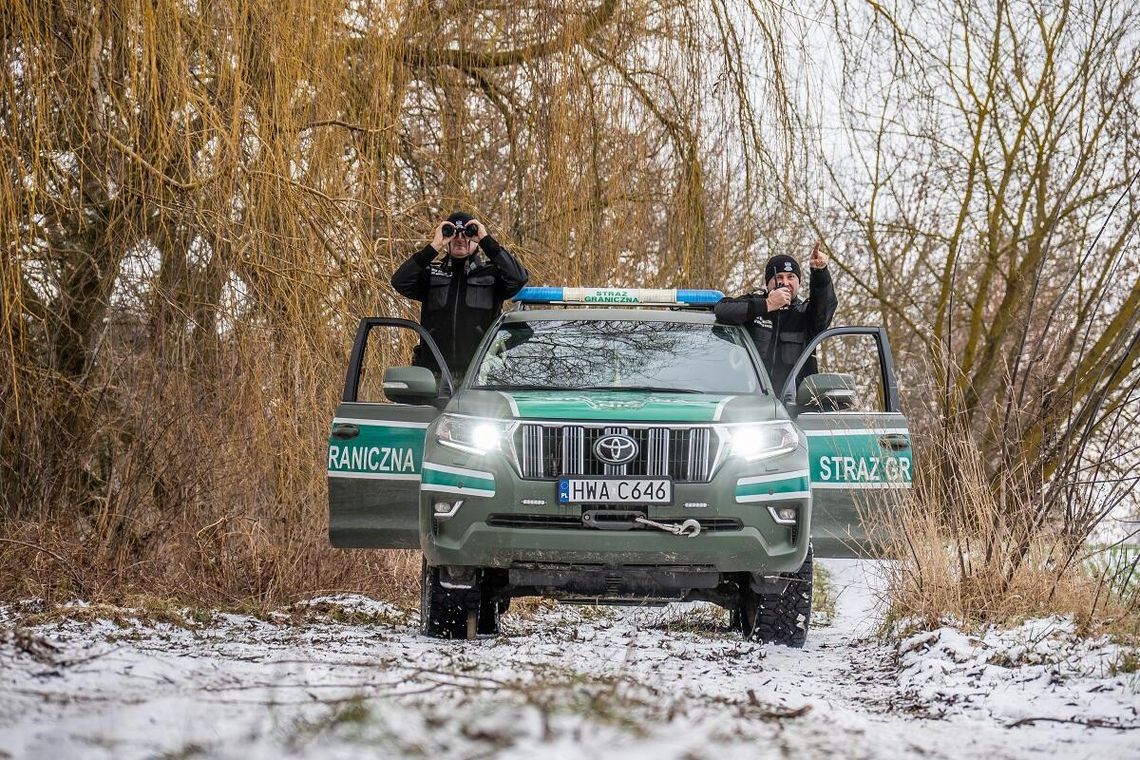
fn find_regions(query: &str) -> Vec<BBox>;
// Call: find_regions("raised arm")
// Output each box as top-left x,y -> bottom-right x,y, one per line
807,248 -> 837,335
467,219 -> 528,299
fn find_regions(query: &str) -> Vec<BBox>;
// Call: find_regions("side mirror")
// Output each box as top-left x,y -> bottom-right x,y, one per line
796,372 -> 857,412
383,366 -> 439,404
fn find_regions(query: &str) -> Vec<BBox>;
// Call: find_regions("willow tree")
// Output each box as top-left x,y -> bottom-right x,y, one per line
0,1 -> 800,600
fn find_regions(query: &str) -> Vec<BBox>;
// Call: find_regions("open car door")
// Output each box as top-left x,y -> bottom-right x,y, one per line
327,318 -> 453,548
780,327 -> 913,558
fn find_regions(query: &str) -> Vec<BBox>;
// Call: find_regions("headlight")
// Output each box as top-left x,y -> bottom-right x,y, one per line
726,422 -> 799,461
435,415 -> 513,456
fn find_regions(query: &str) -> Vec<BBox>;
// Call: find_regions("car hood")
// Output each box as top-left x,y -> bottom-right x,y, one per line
450,389 -> 784,424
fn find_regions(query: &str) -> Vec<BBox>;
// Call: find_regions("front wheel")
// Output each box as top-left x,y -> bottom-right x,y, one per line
476,587 -> 502,635
738,547 -> 813,648
420,558 -> 468,639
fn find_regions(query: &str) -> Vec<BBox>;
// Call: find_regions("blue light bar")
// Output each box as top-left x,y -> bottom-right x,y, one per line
512,286 -> 725,307
675,289 -> 725,305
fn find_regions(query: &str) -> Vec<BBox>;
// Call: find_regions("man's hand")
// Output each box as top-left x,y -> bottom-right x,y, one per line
809,239 -> 828,269
766,286 -> 794,312
470,218 -> 488,243
430,221 -> 450,253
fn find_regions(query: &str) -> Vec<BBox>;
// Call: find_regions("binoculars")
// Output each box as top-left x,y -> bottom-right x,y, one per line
442,222 -> 479,238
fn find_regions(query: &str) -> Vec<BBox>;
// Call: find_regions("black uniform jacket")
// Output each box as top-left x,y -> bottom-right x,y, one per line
390,236 -> 529,376
714,267 -> 838,395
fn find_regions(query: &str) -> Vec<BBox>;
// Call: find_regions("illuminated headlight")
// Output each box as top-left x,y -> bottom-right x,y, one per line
726,422 -> 799,461
435,415 -> 513,456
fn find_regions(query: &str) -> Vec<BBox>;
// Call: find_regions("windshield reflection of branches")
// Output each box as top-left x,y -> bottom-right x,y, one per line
476,321 -> 758,393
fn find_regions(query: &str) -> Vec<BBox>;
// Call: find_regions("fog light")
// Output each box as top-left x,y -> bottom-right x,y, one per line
767,505 -> 798,525
433,499 -> 463,520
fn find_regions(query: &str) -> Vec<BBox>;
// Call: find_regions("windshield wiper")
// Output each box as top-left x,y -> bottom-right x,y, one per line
472,383 -> 563,391
571,385 -> 703,394
473,383 -> 705,393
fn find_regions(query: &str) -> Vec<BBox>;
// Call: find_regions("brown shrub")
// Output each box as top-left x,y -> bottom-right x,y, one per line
879,435 -> 1139,637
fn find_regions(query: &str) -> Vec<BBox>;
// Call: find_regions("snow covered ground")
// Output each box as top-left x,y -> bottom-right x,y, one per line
1,560 -> 1137,759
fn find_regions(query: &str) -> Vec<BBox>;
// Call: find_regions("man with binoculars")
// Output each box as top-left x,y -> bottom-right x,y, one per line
714,241 -> 837,394
391,211 -> 529,380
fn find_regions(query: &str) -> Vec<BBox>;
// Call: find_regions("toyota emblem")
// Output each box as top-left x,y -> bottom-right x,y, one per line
593,434 -> 638,465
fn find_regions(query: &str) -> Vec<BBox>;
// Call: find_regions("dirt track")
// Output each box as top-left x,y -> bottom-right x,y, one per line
1,560 -> 1137,759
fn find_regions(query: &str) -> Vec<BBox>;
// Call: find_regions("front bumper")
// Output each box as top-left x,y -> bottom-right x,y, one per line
418,445 -> 811,574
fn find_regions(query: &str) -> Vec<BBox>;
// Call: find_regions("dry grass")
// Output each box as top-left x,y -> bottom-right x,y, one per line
0,520 -> 422,611
0,342 -> 424,608
880,435 -> 1139,639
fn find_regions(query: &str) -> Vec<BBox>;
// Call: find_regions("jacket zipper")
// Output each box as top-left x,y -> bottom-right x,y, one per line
451,260 -> 461,367
771,309 -> 781,390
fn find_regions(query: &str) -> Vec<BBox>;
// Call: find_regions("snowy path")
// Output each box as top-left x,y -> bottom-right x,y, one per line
1,560 -> 1137,759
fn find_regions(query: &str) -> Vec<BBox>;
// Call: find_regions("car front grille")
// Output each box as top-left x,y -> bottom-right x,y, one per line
513,423 -> 719,482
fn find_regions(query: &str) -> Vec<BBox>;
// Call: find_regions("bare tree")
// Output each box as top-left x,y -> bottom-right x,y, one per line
806,0 -> 1139,549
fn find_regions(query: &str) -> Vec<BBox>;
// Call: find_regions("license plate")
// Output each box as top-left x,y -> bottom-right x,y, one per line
558,478 -> 672,504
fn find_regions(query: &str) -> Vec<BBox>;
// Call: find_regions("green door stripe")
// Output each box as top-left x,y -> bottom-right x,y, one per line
737,468 -> 810,486
421,462 -> 496,497
422,462 -> 495,480
737,490 -> 812,504
735,471 -> 811,504
326,471 -> 420,481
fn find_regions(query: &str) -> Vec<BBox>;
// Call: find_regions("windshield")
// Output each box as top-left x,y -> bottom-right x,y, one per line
471,320 -> 763,394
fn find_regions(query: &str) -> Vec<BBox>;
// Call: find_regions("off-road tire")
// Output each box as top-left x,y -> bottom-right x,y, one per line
420,558 -> 468,639
738,547 -> 813,648
476,588 -> 501,635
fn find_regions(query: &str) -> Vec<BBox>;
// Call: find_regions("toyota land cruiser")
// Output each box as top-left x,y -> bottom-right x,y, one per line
327,287 -> 912,646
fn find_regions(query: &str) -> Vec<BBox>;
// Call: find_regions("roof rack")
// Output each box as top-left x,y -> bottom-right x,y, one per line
511,286 -> 724,309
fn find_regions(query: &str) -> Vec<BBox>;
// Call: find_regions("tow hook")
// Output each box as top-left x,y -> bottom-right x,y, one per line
634,516 -> 702,537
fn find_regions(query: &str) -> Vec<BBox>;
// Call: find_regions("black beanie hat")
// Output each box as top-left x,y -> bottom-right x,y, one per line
446,210 -> 474,225
764,254 -> 801,284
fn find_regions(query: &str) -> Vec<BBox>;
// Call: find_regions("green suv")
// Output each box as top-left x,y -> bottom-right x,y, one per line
327,287 -> 912,646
